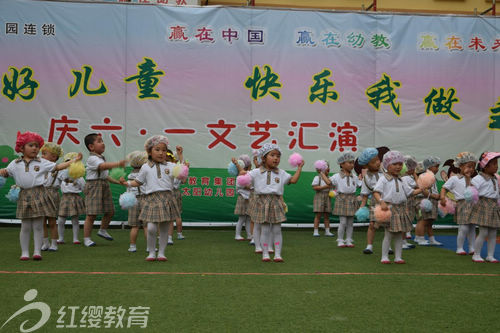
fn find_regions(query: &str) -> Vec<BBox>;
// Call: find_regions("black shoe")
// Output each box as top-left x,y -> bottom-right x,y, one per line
389,249 -> 394,255
363,248 -> 373,254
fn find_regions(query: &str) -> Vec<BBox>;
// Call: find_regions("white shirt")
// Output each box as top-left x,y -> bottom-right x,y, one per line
6,157 -> 56,189
360,171 -> 383,195
43,169 -> 62,189
86,153 -> 108,180
443,175 -> 470,200
134,161 -> 176,194
127,170 -> 146,196
59,170 -> 85,194
329,172 -> 360,194
249,167 -> 292,195
374,174 -> 414,204
236,184 -> 251,199
311,175 -> 330,193
173,178 -> 182,190
401,175 -> 417,190
471,173 -> 499,200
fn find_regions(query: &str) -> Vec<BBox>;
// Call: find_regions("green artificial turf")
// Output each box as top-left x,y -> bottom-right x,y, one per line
0,227 -> 498,332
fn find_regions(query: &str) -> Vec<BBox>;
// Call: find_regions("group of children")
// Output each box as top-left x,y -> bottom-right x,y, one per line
1,131 -> 499,264
0,131 -> 187,262
232,146 -> 500,264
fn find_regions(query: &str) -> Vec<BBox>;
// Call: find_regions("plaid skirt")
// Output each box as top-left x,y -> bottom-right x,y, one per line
16,186 -> 56,219
313,191 -> 331,213
406,196 -> 416,222
375,203 -> 413,233
43,187 -> 61,218
128,195 -> 144,227
249,194 -> 287,224
173,189 -> 183,214
139,191 -> 180,223
59,193 -> 85,218
469,197 -> 500,228
368,197 -> 376,222
416,197 -> 438,220
454,200 -> 473,225
333,193 -> 359,217
84,179 -> 115,216
234,194 -> 250,215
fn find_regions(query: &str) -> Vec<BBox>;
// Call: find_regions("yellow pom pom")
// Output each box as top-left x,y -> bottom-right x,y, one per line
68,161 -> 85,179
329,190 -> 336,198
172,163 -> 182,178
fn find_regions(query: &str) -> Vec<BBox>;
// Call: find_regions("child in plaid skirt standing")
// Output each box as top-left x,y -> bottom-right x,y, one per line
373,151 -> 422,264
0,131 -> 81,261
246,143 -> 304,262
125,151 -> 149,253
471,152 -> 500,263
327,152 -> 360,248
311,160 -> 333,237
57,152 -> 86,245
166,147 -> 185,245
123,136 -> 184,262
233,155 -> 253,241
440,152 -> 477,256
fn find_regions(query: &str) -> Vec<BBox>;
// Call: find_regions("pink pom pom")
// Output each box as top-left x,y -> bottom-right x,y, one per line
313,160 -> 328,172
417,171 -> 436,189
288,153 -> 303,168
178,164 -> 189,181
236,173 -> 252,187
374,205 -> 392,223
439,198 -> 456,216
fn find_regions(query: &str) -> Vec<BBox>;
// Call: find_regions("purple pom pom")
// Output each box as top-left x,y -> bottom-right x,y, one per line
313,160 -> 328,172
236,173 -> 252,187
288,153 -> 303,168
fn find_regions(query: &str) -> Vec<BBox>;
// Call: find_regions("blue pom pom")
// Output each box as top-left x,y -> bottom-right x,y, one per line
6,186 -> 20,203
227,162 -> 238,176
0,176 -> 6,188
355,206 -> 370,222
420,199 -> 433,213
119,192 -> 137,209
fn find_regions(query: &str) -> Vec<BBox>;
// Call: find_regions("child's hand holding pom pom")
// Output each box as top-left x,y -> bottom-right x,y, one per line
288,153 -> 304,168
68,161 -> 85,179
119,192 -> 137,209
464,186 -> 479,204
6,185 -> 20,203
236,173 -> 252,187
374,204 -> 392,223
355,206 -> 370,222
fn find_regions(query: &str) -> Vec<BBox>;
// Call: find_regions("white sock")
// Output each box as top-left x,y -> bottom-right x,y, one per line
394,232 -> 403,261
51,239 -> 57,247
147,223 -> 158,257
487,228 -> 497,258
261,223 -> 271,258
337,216 -> 347,242
158,223 -> 169,258
467,225 -> 476,252
381,229 -> 391,261
429,236 -> 436,242
325,227 -> 331,233
366,244 -> 373,250
457,225 -> 468,251
244,216 -> 251,238
32,218 -> 44,256
235,216 -> 244,238
313,228 -> 319,234
20,219 -> 33,257
346,217 -> 354,242
253,223 -> 262,250
474,227 -> 488,258
57,217 -> 66,241
272,224 -> 283,258
71,217 -> 79,242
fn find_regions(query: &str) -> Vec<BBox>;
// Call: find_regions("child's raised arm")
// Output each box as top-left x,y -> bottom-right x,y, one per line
54,153 -> 83,171
289,160 -> 305,184
176,146 -> 184,163
98,159 -> 127,171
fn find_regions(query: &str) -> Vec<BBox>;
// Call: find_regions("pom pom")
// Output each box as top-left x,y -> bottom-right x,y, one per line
227,160 -> 245,176
236,173 -> 252,187
109,168 -> 126,181
314,160 -> 328,172
68,161 -> 85,179
288,152 -> 303,168
6,185 -> 20,203
420,198 -> 433,212
0,176 -> 6,189
417,171 -> 436,189
399,163 -> 407,176
119,192 -> 137,209
355,206 -> 370,222
464,186 -> 479,204
173,163 -> 189,181
374,205 -> 392,223
329,190 -> 336,198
